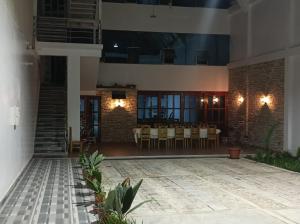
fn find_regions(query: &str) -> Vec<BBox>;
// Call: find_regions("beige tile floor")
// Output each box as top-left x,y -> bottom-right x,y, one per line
101,158 -> 300,224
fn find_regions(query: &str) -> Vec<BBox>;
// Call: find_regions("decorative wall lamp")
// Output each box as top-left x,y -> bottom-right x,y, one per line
114,99 -> 125,108
112,90 -> 126,108
213,96 -> 219,104
260,95 -> 271,106
237,96 -> 244,104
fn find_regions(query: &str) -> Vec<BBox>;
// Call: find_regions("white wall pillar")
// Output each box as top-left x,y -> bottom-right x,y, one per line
284,55 -> 300,155
67,55 -> 81,140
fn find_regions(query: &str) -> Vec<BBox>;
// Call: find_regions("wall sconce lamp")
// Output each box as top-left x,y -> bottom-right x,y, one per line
115,99 -> 125,108
9,106 -> 20,130
237,96 -> 244,104
213,96 -> 219,104
260,95 -> 271,106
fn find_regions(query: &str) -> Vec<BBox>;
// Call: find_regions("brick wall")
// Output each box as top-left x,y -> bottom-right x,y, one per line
228,59 -> 285,151
98,89 -> 137,143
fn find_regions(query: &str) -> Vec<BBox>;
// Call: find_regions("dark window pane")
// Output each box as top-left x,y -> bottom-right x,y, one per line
190,96 -> 196,108
184,96 -> 189,108
161,95 -> 167,108
167,109 -> 174,119
174,95 -> 180,108
152,97 -> 158,108
93,99 -> 99,112
168,95 -> 173,108
138,109 -> 144,119
145,97 -> 151,108
80,98 -> 85,112
190,109 -> 197,123
138,95 -> 144,108
213,110 -> 219,122
184,109 -> 190,122
145,109 -> 151,119
174,109 -> 180,120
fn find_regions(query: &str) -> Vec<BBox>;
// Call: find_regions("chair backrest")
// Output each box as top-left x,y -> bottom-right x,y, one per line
141,127 -> 150,139
158,127 -> 168,139
175,127 -> 184,138
191,127 -> 199,139
207,127 -> 217,140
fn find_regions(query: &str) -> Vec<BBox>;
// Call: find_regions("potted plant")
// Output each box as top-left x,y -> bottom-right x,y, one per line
228,147 -> 241,159
228,130 -> 241,159
86,169 -> 106,206
101,177 -> 151,223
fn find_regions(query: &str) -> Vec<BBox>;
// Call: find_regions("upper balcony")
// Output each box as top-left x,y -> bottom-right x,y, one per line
34,0 -> 101,44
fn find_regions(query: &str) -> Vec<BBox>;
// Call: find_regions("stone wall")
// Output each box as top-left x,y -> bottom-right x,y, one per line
98,89 -> 137,143
228,59 -> 285,151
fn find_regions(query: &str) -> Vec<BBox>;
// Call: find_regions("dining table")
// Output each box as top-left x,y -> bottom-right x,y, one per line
132,127 -> 221,145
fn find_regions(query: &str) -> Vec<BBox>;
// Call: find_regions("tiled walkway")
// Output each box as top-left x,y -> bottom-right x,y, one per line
2,158 -> 300,224
0,159 -> 97,224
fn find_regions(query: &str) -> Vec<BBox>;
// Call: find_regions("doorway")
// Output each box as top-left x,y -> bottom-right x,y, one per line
41,56 -> 67,86
80,96 -> 101,142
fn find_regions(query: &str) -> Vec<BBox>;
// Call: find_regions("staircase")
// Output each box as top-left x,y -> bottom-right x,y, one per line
34,84 -> 67,157
69,0 -> 98,20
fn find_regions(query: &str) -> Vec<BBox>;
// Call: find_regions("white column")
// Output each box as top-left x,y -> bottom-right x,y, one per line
67,55 -> 81,141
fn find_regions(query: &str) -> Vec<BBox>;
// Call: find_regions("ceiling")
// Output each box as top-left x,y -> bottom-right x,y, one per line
103,0 -> 237,9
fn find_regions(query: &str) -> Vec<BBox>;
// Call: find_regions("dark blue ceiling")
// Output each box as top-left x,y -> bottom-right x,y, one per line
103,0 -> 235,9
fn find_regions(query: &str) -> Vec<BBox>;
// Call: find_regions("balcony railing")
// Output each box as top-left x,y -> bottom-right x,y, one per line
34,16 -> 101,44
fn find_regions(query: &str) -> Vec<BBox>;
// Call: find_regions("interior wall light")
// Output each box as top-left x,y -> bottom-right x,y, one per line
260,95 -> 271,105
115,99 -> 125,108
260,95 -> 271,106
113,43 -> 119,48
213,96 -> 219,104
237,96 -> 244,104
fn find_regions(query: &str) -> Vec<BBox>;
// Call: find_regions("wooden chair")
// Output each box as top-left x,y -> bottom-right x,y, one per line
140,127 -> 151,150
158,126 -> 168,150
175,126 -> 184,149
207,127 -> 217,149
191,127 -> 200,149
69,127 -> 83,153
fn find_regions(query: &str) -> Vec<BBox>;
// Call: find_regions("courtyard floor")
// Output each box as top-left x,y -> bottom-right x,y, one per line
1,158 -> 300,224
102,158 -> 300,224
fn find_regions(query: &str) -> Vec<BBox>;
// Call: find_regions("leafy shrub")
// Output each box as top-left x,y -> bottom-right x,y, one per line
101,212 -> 136,224
103,178 -> 150,220
250,150 -> 300,173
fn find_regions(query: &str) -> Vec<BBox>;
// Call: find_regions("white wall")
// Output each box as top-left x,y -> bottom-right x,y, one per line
98,63 -> 228,91
0,0 -> 39,202
80,57 -> 99,91
230,0 -> 299,62
102,2 -> 229,34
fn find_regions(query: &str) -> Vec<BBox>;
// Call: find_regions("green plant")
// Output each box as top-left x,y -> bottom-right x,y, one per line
101,212 -> 136,224
86,170 -> 103,193
81,151 -> 104,179
86,169 -> 106,205
103,178 -> 150,220
264,123 -> 279,151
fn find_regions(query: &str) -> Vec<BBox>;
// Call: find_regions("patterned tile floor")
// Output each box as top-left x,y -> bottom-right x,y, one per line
0,159 -> 97,224
2,158 -> 300,224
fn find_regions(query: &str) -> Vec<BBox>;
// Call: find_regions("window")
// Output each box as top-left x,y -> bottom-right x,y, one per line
137,92 -> 227,130
207,95 -> 226,128
138,95 -> 158,122
160,94 -> 181,122
184,95 -> 198,123
162,49 -> 175,64
80,96 -> 101,140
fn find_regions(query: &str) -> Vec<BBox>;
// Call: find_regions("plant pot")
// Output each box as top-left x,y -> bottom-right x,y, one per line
228,147 -> 241,159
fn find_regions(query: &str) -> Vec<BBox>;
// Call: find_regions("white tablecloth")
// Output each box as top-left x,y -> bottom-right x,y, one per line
133,128 -> 221,144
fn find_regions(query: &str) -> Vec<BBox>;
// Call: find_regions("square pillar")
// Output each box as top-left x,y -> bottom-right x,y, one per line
67,55 -> 80,140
